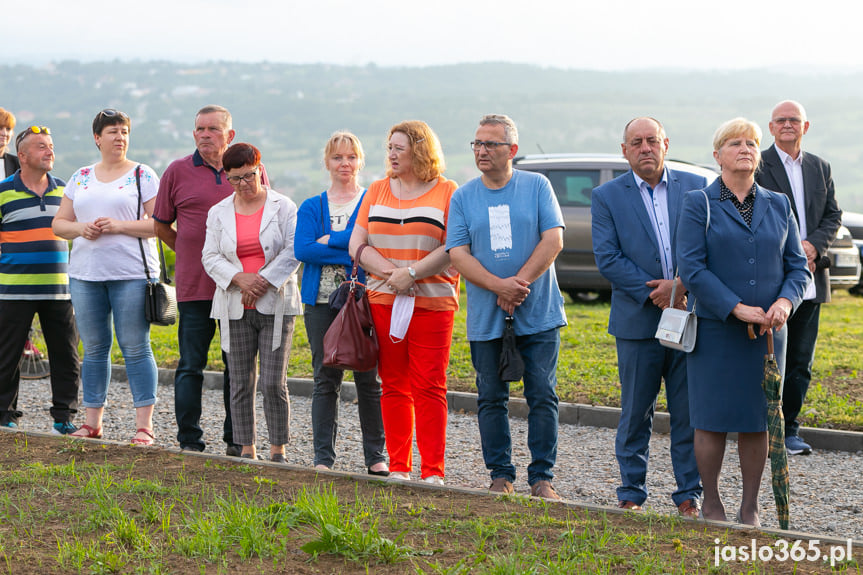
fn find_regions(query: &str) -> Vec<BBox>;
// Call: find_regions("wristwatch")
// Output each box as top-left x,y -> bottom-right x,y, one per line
407,267 -> 417,280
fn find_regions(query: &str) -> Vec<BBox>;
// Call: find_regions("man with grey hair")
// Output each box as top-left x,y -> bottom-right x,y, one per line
447,114 -> 567,499
755,100 -> 841,456
153,105 -> 268,455
592,117 -> 704,516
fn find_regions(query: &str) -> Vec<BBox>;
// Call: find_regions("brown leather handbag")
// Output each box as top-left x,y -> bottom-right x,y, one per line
322,244 -> 379,371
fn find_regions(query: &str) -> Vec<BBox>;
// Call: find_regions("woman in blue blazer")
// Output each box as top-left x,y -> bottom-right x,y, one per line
294,132 -> 387,477
677,118 -> 811,526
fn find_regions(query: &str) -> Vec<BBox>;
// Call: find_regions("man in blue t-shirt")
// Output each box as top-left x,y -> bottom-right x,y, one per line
447,114 -> 567,499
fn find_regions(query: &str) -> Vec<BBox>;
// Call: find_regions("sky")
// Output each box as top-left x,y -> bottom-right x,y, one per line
6,0 -> 861,71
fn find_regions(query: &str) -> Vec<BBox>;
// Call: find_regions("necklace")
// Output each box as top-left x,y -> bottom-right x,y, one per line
396,179 -> 422,225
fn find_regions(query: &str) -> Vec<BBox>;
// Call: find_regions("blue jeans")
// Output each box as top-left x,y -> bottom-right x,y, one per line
470,327 -> 560,486
70,278 -> 157,408
174,300 -> 235,450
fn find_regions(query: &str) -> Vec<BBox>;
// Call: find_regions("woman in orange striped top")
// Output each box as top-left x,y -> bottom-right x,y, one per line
349,120 -> 458,485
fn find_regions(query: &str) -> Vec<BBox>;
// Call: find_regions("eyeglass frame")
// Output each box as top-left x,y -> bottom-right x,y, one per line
226,167 -> 260,186
470,140 -> 512,151
16,125 -> 51,149
771,116 -> 803,126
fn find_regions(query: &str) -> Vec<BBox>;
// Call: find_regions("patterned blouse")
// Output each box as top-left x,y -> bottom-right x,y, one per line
718,178 -> 756,227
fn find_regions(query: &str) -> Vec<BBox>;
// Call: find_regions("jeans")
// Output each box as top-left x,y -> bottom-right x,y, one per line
470,327 -> 560,486
782,300 -> 820,437
70,278 -> 157,408
305,303 -> 385,468
174,300 -> 235,451
0,300 -> 80,425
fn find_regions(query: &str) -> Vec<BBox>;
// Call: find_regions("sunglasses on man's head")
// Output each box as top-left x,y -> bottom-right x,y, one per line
16,125 -> 51,148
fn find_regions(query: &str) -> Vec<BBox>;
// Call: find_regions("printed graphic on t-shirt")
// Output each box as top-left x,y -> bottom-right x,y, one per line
488,204 -> 512,259
330,213 -> 349,229
317,264 -> 346,303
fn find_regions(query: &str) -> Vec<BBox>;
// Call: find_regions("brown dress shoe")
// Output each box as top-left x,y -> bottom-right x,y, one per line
617,500 -> 643,511
677,499 -> 700,518
530,480 -> 561,500
489,477 -> 514,494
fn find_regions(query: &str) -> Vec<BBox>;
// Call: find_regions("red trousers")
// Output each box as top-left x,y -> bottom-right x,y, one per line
370,304 -> 453,478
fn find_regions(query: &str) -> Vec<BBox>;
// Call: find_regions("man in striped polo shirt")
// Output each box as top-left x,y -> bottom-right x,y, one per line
0,126 -> 80,433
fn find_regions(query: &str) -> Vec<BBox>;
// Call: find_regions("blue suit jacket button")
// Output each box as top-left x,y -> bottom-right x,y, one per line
749,258 -> 755,264
749,280 -> 756,286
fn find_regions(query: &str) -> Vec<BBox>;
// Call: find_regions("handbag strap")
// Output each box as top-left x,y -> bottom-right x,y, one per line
352,243 -> 369,281
134,165 -> 173,285
134,165 -> 153,282
670,189 -> 711,310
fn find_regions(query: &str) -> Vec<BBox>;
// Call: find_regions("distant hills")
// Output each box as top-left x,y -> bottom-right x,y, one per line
2,61 -> 861,211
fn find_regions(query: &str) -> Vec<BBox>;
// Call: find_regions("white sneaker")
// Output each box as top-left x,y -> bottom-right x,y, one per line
389,471 -> 411,480
422,475 -> 444,485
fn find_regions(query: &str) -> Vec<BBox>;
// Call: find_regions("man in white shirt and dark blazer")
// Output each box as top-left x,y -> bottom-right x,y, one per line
755,100 -> 842,456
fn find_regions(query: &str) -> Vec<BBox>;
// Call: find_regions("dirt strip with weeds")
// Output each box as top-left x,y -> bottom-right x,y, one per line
1,432 -> 860,574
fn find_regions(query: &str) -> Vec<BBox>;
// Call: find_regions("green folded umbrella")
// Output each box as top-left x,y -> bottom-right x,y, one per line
749,324 -> 790,530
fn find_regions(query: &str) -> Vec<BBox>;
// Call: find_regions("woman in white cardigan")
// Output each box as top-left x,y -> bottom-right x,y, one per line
202,143 -> 301,462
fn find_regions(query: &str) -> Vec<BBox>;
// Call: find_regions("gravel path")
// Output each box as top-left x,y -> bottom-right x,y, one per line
12,375 -> 863,543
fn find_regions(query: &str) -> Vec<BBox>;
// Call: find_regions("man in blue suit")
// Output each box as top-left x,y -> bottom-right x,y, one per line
591,117 -> 704,517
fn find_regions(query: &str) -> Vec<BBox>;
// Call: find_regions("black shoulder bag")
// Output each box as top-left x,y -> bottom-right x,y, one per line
135,165 -> 178,326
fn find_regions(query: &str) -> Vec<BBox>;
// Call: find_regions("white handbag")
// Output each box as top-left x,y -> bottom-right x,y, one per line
655,189 -> 710,353
655,279 -> 697,352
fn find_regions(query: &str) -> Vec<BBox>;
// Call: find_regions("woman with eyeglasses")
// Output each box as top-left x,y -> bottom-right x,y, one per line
348,120 -> 459,484
202,143 -> 301,462
677,118 -> 811,526
295,131 -> 387,476
52,108 -> 160,445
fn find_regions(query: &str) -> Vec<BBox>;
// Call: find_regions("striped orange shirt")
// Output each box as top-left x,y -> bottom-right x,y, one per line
356,177 -> 459,311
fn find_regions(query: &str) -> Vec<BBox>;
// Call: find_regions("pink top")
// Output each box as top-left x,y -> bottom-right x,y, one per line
153,150 -> 269,302
236,207 -> 266,309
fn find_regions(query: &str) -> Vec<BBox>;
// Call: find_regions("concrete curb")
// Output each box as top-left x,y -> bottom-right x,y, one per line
111,365 -> 863,455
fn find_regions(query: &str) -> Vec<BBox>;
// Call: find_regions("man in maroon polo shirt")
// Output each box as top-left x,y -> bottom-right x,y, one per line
153,105 -> 268,454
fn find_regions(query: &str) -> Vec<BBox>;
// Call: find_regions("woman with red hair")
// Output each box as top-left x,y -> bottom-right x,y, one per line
349,120 -> 459,484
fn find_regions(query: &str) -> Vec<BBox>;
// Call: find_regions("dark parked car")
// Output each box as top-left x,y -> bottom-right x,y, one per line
514,154 -> 861,300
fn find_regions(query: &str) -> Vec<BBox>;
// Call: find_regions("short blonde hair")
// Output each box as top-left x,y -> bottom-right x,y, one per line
323,131 -> 365,170
713,117 -> 762,151
386,120 -> 445,182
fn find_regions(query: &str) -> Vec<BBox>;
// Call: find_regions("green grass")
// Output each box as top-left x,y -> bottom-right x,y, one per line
129,289 -> 863,430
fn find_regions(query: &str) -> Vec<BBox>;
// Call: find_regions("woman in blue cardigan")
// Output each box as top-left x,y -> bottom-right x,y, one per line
295,131 -> 387,476
677,118 -> 811,526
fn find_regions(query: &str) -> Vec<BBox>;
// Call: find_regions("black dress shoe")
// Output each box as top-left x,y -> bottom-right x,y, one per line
226,444 -> 242,457
368,466 -> 390,477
